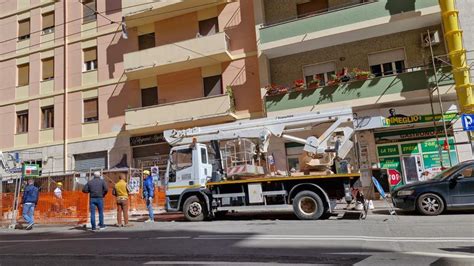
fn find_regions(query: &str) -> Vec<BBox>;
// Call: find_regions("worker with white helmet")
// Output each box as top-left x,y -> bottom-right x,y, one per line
54,182 -> 63,199
82,171 -> 108,230
142,170 -> 155,222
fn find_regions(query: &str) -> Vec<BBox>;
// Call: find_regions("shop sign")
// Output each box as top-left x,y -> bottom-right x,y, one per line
130,133 -> 166,146
382,113 -> 457,127
400,143 -> 419,155
422,152 -> 458,170
379,157 -> 402,173
377,145 -> 399,156
388,169 -> 402,186
420,138 -> 454,153
23,164 -> 40,177
374,126 -> 449,143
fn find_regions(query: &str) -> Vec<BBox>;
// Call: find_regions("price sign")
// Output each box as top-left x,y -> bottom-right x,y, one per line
388,169 -> 402,186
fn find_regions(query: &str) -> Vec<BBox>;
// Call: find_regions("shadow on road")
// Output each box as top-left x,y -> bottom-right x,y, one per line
371,209 -> 474,216
440,246 -> 474,254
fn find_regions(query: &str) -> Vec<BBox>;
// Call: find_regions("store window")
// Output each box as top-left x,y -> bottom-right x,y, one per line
83,47 -> 97,72
303,62 -> 336,86
203,75 -> 222,97
83,98 -> 98,122
82,0 -> 97,23
41,106 -> 54,129
138,33 -> 155,50
42,57 -> 54,81
141,87 -> 158,107
198,17 -> 219,37
17,63 -> 29,86
368,49 -> 405,77
18,19 -> 30,41
17,111 -> 29,133
42,12 -> 54,34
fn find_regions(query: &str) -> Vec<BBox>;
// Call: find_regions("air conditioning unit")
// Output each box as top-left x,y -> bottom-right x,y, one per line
421,30 -> 441,48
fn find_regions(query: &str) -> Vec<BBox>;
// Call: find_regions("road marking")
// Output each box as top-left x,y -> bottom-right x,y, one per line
0,237 -> 129,243
154,236 -> 191,240
145,262 -> 316,265
405,251 -> 474,259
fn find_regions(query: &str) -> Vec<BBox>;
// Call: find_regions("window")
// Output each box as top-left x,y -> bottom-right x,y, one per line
42,57 -> 54,81
83,98 -> 98,122
303,62 -> 336,86
82,0 -> 97,23
201,148 -> 208,164
17,63 -> 29,86
83,47 -> 97,71
297,0 -> 328,17
18,19 -> 30,41
17,111 -> 28,133
42,12 -> 54,34
41,106 -> 54,129
171,148 -> 193,171
368,49 -> 406,77
203,75 -> 222,97
285,143 -> 304,171
141,87 -> 158,107
138,33 -> 155,50
199,17 -> 219,37
460,166 -> 474,178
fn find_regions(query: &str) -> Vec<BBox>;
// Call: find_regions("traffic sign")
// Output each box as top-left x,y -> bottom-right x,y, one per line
388,169 -> 402,186
461,114 -> 474,131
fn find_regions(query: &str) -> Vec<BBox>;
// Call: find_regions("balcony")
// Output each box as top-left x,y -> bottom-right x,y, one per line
125,94 -> 236,133
259,0 -> 440,58
122,0 -> 232,27
124,32 -> 232,80
265,68 -> 455,115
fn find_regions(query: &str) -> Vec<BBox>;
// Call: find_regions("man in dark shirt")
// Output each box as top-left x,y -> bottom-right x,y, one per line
22,178 -> 39,230
82,171 -> 108,230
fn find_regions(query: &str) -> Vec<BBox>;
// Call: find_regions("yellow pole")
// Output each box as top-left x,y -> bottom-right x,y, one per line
439,0 -> 474,114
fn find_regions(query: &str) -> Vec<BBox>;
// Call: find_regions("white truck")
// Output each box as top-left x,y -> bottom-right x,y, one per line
163,108 -> 362,221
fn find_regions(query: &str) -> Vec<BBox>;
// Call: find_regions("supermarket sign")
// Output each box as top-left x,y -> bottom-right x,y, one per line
383,113 -> 458,127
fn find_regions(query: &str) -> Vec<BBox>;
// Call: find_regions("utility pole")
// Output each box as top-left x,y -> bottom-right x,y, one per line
63,0 -> 68,172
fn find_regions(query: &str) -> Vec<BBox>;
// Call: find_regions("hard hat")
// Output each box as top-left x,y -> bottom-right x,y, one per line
57,182 -> 63,186
143,170 -> 150,175
93,171 -> 101,178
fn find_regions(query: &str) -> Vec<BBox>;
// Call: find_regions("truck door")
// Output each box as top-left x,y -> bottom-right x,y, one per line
167,147 -> 196,196
197,145 -> 212,187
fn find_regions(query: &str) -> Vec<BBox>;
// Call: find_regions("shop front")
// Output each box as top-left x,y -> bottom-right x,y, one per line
130,133 -> 171,180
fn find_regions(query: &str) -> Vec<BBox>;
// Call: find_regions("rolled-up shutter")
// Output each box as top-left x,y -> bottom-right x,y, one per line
83,98 -> 98,121
83,47 -> 97,62
74,151 -> 108,171
42,58 -> 54,80
42,12 -> 54,30
18,64 -> 29,86
18,19 -> 30,38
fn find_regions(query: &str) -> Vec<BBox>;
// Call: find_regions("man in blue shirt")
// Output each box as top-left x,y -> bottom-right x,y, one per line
22,178 -> 39,230
142,170 -> 155,222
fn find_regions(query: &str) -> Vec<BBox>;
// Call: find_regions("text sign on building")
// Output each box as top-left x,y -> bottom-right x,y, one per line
130,133 -> 166,146
23,164 -> 40,177
382,113 -> 457,127
461,114 -> 474,131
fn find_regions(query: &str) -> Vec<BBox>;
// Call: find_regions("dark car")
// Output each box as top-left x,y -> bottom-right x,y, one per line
392,160 -> 474,215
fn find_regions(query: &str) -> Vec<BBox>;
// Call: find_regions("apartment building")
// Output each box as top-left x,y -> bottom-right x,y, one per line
254,0 -> 473,187
0,0 -> 261,175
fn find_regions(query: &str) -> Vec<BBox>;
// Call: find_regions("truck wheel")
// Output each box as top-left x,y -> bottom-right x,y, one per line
293,191 -> 324,220
417,193 -> 444,216
183,196 -> 207,221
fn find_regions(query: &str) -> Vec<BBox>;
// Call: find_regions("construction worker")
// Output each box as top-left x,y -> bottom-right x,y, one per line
22,179 -> 39,230
113,174 -> 130,227
142,170 -> 155,222
82,171 -> 108,230
53,182 -> 63,213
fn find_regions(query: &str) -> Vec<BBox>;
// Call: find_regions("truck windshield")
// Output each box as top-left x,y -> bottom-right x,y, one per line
171,148 -> 193,171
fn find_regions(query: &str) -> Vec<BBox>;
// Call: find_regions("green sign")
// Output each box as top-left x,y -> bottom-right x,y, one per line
374,126 -> 449,143
420,138 -> 455,153
377,145 -> 399,156
423,152 -> 458,169
23,164 -> 40,177
401,143 -> 419,155
383,113 -> 458,127
379,157 -> 402,173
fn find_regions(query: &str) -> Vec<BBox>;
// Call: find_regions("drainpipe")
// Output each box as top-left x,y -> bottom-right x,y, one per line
63,0 -> 68,172
438,0 -> 474,114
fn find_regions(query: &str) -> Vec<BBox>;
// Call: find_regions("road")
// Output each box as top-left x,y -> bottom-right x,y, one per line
0,210 -> 473,265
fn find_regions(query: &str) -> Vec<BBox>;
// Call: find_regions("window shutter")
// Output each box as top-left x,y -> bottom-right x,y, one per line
18,64 -> 29,86
84,98 -> 98,121
83,0 -> 97,23
368,49 -> 405,66
74,151 -> 108,171
42,12 -> 54,30
18,19 -> 30,37
42,58 -> 54,80
83,47 -> 97,62
303,62 -> 336,77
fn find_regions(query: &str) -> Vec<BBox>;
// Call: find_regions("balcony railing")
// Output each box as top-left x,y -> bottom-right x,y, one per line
124,32 -> 232,80
125,94 -> 236,132
265,67 -> 455,113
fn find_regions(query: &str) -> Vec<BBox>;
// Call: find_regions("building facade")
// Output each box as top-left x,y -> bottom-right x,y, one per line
0,0 -> 261,176
254,0 -> 473,188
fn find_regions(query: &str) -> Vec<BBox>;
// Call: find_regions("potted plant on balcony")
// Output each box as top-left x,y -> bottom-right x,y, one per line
351,68 -> 373,80
307,77 -> 321,89
265,84 -> 289,96
292,79 -> 305,92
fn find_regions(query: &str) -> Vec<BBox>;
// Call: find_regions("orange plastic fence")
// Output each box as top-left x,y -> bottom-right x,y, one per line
0,187 -> 165,225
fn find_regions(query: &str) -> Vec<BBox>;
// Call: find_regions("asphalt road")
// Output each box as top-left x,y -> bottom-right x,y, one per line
0,210 -> 473,266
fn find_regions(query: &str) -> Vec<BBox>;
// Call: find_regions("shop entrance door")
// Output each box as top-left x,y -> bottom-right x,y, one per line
402,155 -> 422,183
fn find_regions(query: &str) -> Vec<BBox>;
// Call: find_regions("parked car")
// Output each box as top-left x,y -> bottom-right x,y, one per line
392,160 -> 474,215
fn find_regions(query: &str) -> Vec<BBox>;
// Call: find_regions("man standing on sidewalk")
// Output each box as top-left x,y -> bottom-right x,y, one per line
82,171 -> 108,230
113,174 -> 130,227
22,178 -> 39,230
142,170 -> 155,223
